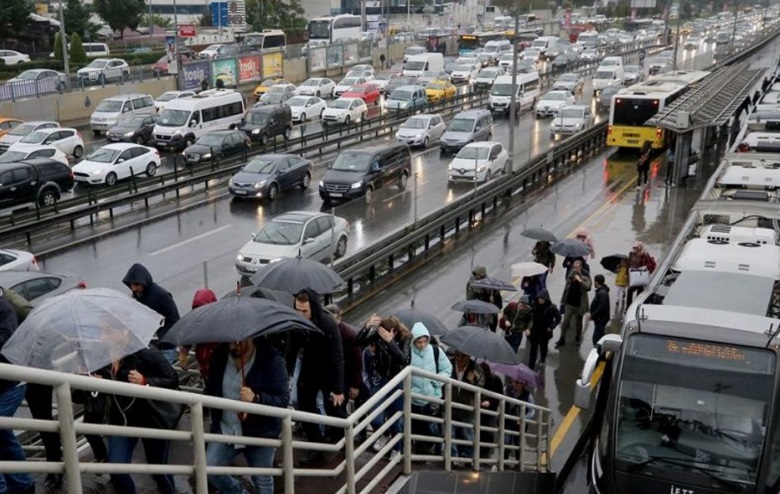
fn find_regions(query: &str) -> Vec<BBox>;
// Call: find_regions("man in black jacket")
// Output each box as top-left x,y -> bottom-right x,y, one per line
290,289 -> 345,465
122,263 -> 180,363
588,274 -> 611,347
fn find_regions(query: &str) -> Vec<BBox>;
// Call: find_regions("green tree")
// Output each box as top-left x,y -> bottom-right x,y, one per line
93,0 -> 146,38
69,33 -> 87,62
199,11 -> 213,27
489,0 -> 531,16
140,13 -> 173,29
0,0 -> 34,40
245,0 -> 307,33
53,31 -> 64,60
64,0 -> 99,39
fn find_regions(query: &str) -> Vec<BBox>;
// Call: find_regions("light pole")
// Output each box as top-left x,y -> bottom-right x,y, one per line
57,0 -> 70,90
671,15 -> 681,70
507,11 -> 520,173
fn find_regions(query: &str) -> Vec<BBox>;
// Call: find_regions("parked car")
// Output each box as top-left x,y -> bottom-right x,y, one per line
341,83 -> 381,105
76,58 -> 130,84
154,91 -> 195,112
345,68 -> 375,81
321,97 -> 368,126
229,153 -> 312,200
0,158 -> 74,207
7,69 -> 67,92
534,90 -> 576,118
0,121 -> 59,153
552,73 -> 585,95
623,65 -> 644,85
296,77 -> 335,97
240,105 -> 293,144
183,130 -> 250,165
550,105 -> 593,136
334,77 -> 367,97
105,115 -> 157,144
267,83 -> 297,96
235,211 -> 350,274
255,91 -> 294,106
0,270 -> 82,304
9,127 -> 84,158
286,96 -> 327,123
0,118 -> 23,139
0,146 -> 69,167
253,78 -> 291,99
0,50 -> 30,65
447,141 -> 508,184
0,249 -> 38,272
72,143 -> 160,186
395,114 -> 446,148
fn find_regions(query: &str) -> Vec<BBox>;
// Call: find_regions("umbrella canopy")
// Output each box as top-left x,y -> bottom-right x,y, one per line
469,277 -> 517,292
451,299 -> 500,315
2,288 -> 163,374
163,296 -> 320,346
510,262 -> 549,279
440,326 -> 519,364
486,361 -> 543,388
521,228 -> 557,243
250,256 -> 345,294
600,254 -> 629,274
551,238 -> 591,258
392,308 -> 449,336
223,285 -> 294,306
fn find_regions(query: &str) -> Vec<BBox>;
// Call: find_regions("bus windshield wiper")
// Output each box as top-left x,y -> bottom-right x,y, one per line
626,456 -> 745,492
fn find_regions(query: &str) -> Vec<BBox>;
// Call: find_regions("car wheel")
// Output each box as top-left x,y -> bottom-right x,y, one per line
57,81 -> 66,92
364,186 -> 374,204
145,162 -> 157,177
259,133 -> 266,145
335,236 -> 348,259
134,135 -> 145,144
300,172 -> 311,190
362,112 -> 367,122
423,136 -> 429,148
300,112 -> 307,123
268,183 -> 279,201
92,130 -> 101,137
345,115 -> 351,126
73,145 -> 84,158
398,171 -> 408,190
105,172 -> 118,187
39,189 -> 57,207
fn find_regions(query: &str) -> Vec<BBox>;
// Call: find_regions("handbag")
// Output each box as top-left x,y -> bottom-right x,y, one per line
629,268 -> 650,288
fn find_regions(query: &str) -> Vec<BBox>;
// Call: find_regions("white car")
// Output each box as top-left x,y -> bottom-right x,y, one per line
297,77 -> 336,98
372,73 -> 400,92
321,97 -> 368,126
450,63 -> 479,84
72,143 -> 161,186
579,48 -> 601,62
447,142 -> 508,184
333,77 -> 367,97
0,145 -> 69,166
534,90 -> 576,118
395,114 -> 446,148
455,56 -> 478,65
76,58 -> 129,83
550,105 -> 593,136
267,83 -> 297,95
521,48 -> 542,64
345,68 -> 375,81
198,44 -> 223,59
474,67 -> 505,88
552,73 -> 585,94
0,249 -> 39,272
498,53 -> 515,70
154,91 -> 195,112
0,121 -> 59,153
9,127 -> 84,158
287,96 -> 327,123
0,50 -> 30,65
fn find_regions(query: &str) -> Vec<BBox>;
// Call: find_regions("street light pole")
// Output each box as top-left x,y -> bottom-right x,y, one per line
671,16 -> 681,71
57,1 -> 70,90
507,12 -> 519,173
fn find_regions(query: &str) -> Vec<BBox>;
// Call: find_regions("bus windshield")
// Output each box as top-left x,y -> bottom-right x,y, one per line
612,97 -> 660,126
308,20 -> 331,40
615,334 -> 774,485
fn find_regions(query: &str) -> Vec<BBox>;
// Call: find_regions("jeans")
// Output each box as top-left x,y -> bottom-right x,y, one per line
505,332 -> 522,354
451,422 -> 474,458
0,384 -> 34,494
369,382 -> 403,452
161,348 -> 178,365
207,442 -> 276,494
528,337 -> 548,370
592,322 -> 607,347
108,435 -> 174,494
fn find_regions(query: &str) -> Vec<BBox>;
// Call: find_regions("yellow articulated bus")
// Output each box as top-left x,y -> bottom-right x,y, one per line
607,70 -> 710,149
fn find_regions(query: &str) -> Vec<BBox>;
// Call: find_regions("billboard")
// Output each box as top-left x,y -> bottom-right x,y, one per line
181,60 -> 211,90
309,47 -> 326,72
238,55 -> 261,83
212,58 -> 237,87
262,52 -> 283,78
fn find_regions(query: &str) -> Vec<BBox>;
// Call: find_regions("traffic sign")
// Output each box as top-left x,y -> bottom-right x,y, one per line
178,24 -> 197,37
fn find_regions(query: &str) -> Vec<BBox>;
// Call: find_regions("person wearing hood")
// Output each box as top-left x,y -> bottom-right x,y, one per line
178,288 -> 219,380
556,259 -> 592,348
527,289 -> 561,370
122,263 -> 180,363
409,323 -> 452,453
465,266 -> 502,331
532,241 -> 555,275
290,289 -> 345,465
587,274 -> 611,346
499,298 -> 533,354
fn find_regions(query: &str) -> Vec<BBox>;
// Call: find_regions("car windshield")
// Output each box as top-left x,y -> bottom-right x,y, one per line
491,84 -> 513,96
560,108 -> 583,118
524,49 -> 540,56
456,146 -> 489,160
453,64 -> 472,71
286,97 -> 308,107
302,79 -> 320,87
196,134 -> 225,146
204,45 -> 220,51
14,71 -> 39,81
374,74 -> 394,81
402,117 -> 427,129
19,131 -> 47,144
448,118 -> 474,132
87,60 -> 108,68
157,109 -> 190,127
348,86 -> 367,94
480,69 -> 499,78
268,86 -> 288,93
96,100 -> 123,112
625,66 -> 640,73
595,70 -> 614,79
601,59 -> 617,65
9,123 -> 41,136
390,90 -> 411,101
261,93 -> 284,103
427,82 -> 447,90
119,116 -> 146,127
86,148 -> 120,163
157,92 -> 178,102
330,99 -> 351,109
245,112 -> 269,125
340,78 -> 359,86
254,221 -> 303,246
544,93 -> 566,101
500,54 -> 513,61
0,150 -> 28,162
559,74 -> 577,81
331,151 -> 371,172
243,158 -> 277,174
260,79 -> 277,86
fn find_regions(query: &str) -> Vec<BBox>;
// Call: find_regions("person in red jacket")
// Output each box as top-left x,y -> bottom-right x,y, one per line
178,288 -> 218,380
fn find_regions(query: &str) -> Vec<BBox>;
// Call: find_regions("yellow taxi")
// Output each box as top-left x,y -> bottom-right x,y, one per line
0,118 -> 23,138
424,79 -> 456,103
253,78 -> 291,99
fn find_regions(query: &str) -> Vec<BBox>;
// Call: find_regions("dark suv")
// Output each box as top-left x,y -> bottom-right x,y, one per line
0,158 -> 74,207
240,105 -> 293,145
319,142 -> 412,204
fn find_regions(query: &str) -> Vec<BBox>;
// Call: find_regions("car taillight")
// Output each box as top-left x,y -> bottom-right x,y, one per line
153,149 -> 160,157
607,125 -> 612,135
69,171 -> 74,180
655,128 -> 663,138
76,131 -> 82,140
30,256 -> 38,267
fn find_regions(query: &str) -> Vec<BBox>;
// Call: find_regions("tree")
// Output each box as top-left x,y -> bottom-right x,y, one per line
0,0 -> 34,40
140,14 -> 173,29
93,0 -> 146,38
245,0 -> 307,34
70,33 -> 87,62
64,0 -> 100,40
53,31 -> 64,61
198,11 -> 213,28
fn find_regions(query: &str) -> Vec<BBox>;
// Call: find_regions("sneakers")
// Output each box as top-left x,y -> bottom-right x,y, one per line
389,450 -> 402,462
373,434 -> 388,452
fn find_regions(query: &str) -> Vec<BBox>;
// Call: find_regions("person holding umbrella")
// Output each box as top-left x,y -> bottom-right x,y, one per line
326,304 -> 363,410
499,298 -> 533,354
178,288 -> 219,380
586,274 -> 611,346
503,378 -> 536,460
204,336 -> 289,494
450,350 -> 486,459
465,266 -> 502,331
527,290 -> 561,369
556,259 -> 592,348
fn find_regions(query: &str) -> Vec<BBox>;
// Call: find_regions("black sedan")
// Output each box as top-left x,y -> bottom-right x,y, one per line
105,115 -> 157,144
228,153 -> 312,201
551,52 -> 577,72
183,130 -> 250,166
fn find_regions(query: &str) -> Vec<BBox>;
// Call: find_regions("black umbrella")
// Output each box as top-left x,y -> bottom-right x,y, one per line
392,308 -> 449,336
440,326 -> 519,364
521,227 -> 558,243
163,296 -> 320,346
451,300 -> 500,315
551,238 -> 591,258
223,286 -> 294,306
469,277 -> 517,292
600,254 -> 629,274
250,256 -> 345,294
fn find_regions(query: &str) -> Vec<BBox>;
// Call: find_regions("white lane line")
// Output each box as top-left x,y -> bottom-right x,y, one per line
149,224 -> 234,256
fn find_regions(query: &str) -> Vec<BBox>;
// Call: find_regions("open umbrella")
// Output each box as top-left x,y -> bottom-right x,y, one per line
551,238 -> 591,258
250,256 -> 345,294
486,361 -> 543,388
521,228 -> 557,243
392,308 -> 449,336
163,295 -> 320,346
451,299 -> 501,315
600,254 -> 629,274
222,285 -> 294,306
469,277 -> 517,292
2,288 -> 163,374
440,326 -> 519,364
510,262 -> 549,279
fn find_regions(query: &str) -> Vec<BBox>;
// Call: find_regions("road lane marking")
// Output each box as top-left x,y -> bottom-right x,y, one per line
149,224 -> 234,256
549,361 -> 606,458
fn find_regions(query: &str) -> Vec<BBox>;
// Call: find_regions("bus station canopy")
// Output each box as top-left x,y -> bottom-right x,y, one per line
646,62 -> 767,132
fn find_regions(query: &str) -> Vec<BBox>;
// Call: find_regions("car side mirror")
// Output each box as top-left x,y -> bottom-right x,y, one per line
250,232 -> 256,238
303,237 -> 315,244
117,158 -> 125,163
574,348 -> 600,410
189,120 -> 197,128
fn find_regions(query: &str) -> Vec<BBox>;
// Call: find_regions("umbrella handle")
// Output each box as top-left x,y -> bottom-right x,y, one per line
239,349 -> 247,422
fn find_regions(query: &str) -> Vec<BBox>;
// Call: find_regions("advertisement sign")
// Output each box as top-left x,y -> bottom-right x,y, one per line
210,1 -> 229,26
181,60 -> 211,90
343,43 -> 358,65
326,45 -> 343,69
262,52 -> 283,78
238,55 -> 261,82
178,24 -> 196,37
309,47 -> 326,72
212,58 -> 238,87
358,40 -> 371,61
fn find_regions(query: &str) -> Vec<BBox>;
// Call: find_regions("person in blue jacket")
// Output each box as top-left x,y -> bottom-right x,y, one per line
410,323 -> 452,454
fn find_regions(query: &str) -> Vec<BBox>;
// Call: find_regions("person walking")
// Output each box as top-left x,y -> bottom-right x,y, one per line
626,241 -> 657,307
465,266 -> 502,330
527,289 -> 560,369
556,259 -> 592,348
664,144 -> 675,187
477,361 -> 504,459
503,378 -> 535,461
499,298 -> 533,354
637,141 -> 652,189
122,263 -> 180,364
613,258 -> 629,317
532,240 -> 555,283
204,337 -> 289,494
178,288 -> 219,380
450,351 -> 485,459
326,304 -> 363,411
587,274 -> 611,347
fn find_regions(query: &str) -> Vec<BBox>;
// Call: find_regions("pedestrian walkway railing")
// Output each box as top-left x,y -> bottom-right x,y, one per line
0,362 -> 551,494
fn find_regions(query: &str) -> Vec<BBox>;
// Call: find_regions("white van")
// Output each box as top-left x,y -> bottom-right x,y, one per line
90,93 -> 155,135
488,73 -> 540,115
531,36 -> 561,60
49,42 -> 110,58
592,67 -> 624,93
152,89 -> 245,151
483,39 -> 512,60
402,53 -> 444,77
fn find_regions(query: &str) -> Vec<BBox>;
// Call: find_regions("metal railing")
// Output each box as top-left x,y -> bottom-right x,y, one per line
0,362 -> 552,494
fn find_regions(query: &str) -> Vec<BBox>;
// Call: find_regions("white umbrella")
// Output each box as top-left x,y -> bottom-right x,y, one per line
510,262 -> 549,278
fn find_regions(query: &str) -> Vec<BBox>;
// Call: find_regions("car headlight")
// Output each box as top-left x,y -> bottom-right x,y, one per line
254,180 -> 266,189
202,153 -> 212,160
350,181 -> 363,189
476,166 -> 485,173
252,129 -> 260,134
173,129 -> 183,135
124,131 -> 135,137
229,178 -> 234,187
91,170 -> 103,176
236,254 -> 244,261
319,180 -> 324,188
269,257 -> 283,263
448,164 -> 453,171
